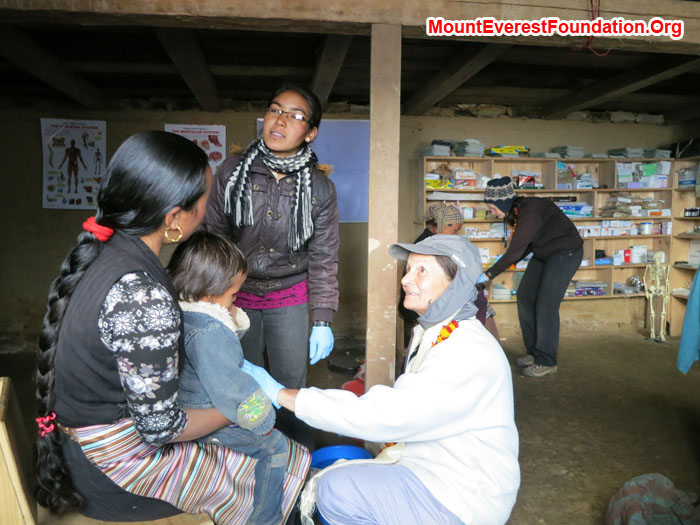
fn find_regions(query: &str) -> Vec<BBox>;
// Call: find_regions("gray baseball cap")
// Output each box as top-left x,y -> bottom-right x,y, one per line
389,234 -> 481,328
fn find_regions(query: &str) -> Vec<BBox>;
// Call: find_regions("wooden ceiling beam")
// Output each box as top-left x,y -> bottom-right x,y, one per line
664,104 -> 700,124
311,34 -> 352,107
60,62 -> 312,78
0,24 -> 108,108
542,57 -> 700,119
154,27 -> 222,111
403,43 -> 511,116
2,0 -> 699,53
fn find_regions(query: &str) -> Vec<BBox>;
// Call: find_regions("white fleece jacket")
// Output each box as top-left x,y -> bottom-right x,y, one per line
295,318 -> 520,525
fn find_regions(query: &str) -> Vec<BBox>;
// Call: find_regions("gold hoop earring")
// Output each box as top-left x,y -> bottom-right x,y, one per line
164,225 -> 183,243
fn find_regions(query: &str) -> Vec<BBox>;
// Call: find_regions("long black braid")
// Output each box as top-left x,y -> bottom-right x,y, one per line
34,131 -> 208,514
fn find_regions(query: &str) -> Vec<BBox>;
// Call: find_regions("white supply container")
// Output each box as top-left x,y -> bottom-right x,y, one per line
639,222 -> 653,235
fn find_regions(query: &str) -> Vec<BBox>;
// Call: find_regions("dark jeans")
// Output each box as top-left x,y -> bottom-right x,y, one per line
199,426 -> 289,525
516,246 -> 583,367
240,303 -> 315,451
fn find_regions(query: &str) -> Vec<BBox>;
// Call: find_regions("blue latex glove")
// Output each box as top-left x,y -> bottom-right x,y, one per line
477,272 -> 489,284
309,325 -> 334,365
241,360 -> 283,409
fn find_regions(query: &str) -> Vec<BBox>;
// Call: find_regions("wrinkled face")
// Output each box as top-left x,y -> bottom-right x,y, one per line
486,203 -> 506,219
441,221 -> 462,235
204,271 -> 247,310
262,90 -> 318,157
401,253 -> 452,316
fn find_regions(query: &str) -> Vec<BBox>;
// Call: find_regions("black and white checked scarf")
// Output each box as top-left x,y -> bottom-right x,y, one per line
224,138 -> 316,252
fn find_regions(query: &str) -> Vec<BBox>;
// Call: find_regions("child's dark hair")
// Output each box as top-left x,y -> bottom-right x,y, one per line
168,230 -> 248,301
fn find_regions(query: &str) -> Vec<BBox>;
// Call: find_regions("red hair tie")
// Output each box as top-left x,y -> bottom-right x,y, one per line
36,412 -> 57,437
83,216 -> 114,242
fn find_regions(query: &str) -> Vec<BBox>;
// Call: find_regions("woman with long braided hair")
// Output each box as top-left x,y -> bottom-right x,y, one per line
35,130 -> 310,523
204,83 -> 339,450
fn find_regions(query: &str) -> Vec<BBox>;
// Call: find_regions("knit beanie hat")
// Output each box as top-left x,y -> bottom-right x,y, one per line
484,176 -> 516,214
428,203 -> 463,232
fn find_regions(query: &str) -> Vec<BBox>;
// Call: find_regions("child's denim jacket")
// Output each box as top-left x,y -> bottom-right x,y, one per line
177,301 -> 275,434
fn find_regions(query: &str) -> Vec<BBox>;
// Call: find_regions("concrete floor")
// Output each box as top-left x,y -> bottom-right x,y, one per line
2,327 -> 699,524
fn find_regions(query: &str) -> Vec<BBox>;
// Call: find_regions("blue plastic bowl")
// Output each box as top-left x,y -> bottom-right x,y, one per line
310,445 -> 373,470
310,445 -> 374,524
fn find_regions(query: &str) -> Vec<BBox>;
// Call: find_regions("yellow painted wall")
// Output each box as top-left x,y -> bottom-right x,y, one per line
0,108 -> 692,343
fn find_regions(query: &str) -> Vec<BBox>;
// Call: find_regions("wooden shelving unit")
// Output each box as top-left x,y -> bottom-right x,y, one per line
419,155 -> 699,335
669,157 -> 700,336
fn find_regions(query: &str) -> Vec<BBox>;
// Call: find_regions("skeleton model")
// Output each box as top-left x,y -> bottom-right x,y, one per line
643,252 -> 670,342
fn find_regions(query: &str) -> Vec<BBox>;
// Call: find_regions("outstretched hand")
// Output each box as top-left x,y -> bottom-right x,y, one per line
241,360 -> 283,409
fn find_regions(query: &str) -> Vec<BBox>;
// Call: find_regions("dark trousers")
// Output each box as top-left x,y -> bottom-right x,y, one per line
240,304 -> 315,451
516,246 -> 583,367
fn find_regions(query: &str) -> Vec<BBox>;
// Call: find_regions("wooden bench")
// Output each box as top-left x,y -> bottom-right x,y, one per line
0,377 -> 212,525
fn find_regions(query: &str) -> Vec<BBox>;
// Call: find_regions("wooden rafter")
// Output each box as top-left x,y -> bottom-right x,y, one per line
311,34 -> 353,107
664,104 -> 700,124
154,27 -> 222,112
0,24 -> 108,108
403,44 -> 512,116
542,57 -> 700,119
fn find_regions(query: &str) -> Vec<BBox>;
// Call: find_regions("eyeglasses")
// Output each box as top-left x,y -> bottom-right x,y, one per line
266,106 -> 308,124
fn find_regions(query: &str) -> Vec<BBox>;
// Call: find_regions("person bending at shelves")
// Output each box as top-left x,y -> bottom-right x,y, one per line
480,176 -> 583,378
400,203 -> 500,344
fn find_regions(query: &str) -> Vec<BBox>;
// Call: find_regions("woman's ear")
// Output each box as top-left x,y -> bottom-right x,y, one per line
163,206 -> 183,230
305,127 -> 318,144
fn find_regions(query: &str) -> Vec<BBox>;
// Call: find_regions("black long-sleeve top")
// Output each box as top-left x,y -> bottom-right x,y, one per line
486,197 -> 583,279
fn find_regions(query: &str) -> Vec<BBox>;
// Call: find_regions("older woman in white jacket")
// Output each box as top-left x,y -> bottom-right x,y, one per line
244,235 -> 520,525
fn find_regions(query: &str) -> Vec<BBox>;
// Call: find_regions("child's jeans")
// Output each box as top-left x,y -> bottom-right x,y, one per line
198,425 -> 289,525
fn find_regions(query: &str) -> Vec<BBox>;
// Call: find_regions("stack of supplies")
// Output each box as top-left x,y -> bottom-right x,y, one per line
643,149 -> 672,158
608,147 -> 644,158
574,280 -> 608,296
556,161 -> 598,189
555,201 -> 593,218
551,146 -> 585,158
616,161 -> 671,188
531,152 -> 561,158
512,170 -> 542,188
491,283 -> 513,300
424,163 -> 453,189
599,194 -> 668,218
488,145 -> 530,157
453,139 -> 485,156
421,139 -> 456,157
452,168 -> 478,189
584,153 -> 609,158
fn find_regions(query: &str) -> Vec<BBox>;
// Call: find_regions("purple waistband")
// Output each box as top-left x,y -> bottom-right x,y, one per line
235,279 -> 309,310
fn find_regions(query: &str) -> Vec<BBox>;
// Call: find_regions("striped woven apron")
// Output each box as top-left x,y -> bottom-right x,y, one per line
70,418 -> 310,524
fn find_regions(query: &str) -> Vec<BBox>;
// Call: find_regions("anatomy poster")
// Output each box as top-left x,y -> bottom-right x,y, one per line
41,118 -> 106,209
164,124 -> 226,174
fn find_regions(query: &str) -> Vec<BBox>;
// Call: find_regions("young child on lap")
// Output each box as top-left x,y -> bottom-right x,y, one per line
168,230 -> 290,525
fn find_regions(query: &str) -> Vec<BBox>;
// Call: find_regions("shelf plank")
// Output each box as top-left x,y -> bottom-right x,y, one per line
673,263 -> 699,270
672,293 -> 689,301
674,233 -> 700,239
490,294 -> 645,303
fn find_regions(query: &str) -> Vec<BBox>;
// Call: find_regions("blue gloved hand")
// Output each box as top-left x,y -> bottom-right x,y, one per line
241,360 -> 283,409
309,325 -> 334,365
477,272 -> 489,284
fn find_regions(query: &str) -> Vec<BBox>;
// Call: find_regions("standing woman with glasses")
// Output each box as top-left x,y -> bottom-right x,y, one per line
204,83 -> 339,449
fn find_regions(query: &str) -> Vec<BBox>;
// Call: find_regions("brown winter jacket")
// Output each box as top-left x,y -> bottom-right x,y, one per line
203,153 -> 339,322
